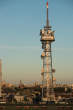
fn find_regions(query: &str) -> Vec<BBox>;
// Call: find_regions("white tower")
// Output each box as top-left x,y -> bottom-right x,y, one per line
0,59 -> 2,97
40,2 -> 55,101
41,52 -> 45,98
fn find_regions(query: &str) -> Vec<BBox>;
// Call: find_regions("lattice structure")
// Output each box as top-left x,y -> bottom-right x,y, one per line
40,1 -> 55,101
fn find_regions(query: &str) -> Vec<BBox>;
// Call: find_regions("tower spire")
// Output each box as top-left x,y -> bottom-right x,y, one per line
46,1 -> 49,27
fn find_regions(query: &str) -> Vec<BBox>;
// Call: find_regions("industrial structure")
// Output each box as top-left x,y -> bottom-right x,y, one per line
40,2 -> 55,101
0,59 -> 2,97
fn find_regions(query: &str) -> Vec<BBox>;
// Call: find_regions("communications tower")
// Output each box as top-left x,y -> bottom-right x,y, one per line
40,1 -> 55,101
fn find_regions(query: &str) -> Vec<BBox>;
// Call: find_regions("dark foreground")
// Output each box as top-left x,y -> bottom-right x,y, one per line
0,104 -> 73,110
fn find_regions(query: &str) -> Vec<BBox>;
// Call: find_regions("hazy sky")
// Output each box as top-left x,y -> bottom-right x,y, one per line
0,0 -> 73,84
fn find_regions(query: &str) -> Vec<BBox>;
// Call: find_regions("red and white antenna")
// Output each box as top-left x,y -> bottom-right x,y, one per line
46,1 -> 48,8
46,1 -> 49,27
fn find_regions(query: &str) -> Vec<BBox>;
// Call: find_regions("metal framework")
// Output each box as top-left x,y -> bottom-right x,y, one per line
40,2 -> 55,101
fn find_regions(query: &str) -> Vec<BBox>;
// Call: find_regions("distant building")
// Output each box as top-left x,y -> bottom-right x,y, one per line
19,80 -> 24,88
14,93 -> 24,103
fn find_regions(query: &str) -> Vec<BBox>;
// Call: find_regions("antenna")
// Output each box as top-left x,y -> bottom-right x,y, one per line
46,1 -> 49,27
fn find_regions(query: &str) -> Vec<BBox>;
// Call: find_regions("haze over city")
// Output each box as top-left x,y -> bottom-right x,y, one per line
0,0 -> 73,83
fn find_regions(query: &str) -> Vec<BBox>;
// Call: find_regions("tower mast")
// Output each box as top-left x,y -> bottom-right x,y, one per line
40,1 -> 55,101
46,2 -> 49,27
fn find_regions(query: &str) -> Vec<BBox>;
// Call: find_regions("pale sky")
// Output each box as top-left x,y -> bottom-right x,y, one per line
0,0 -> 73,84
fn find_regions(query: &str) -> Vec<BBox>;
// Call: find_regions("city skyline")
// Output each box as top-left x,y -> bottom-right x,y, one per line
0,0 -> 73,83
